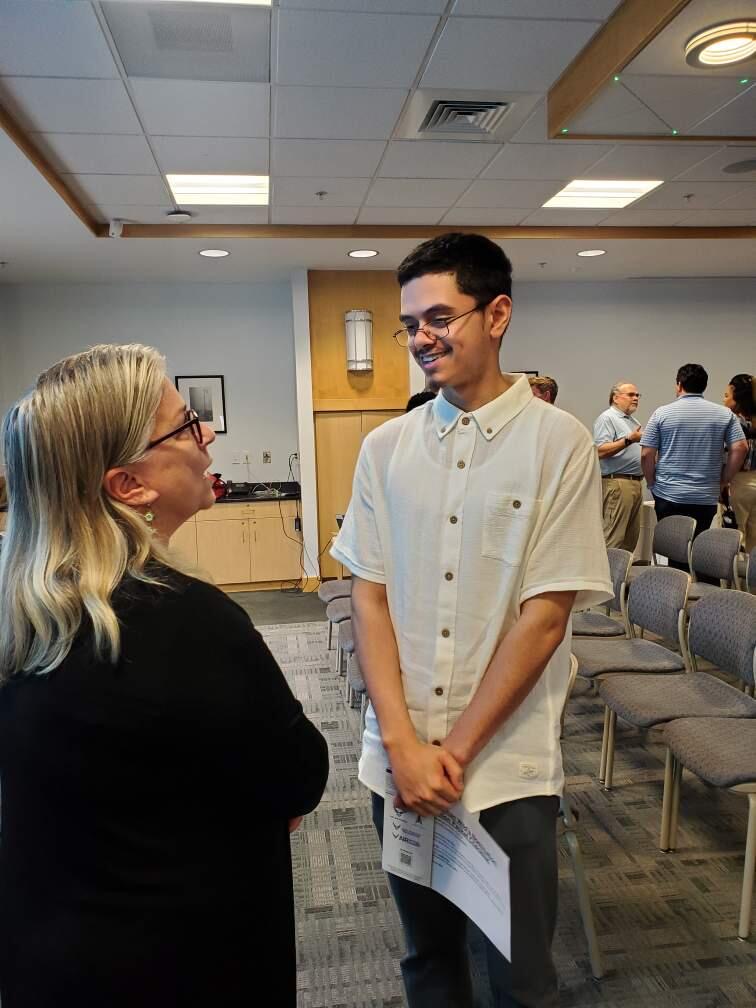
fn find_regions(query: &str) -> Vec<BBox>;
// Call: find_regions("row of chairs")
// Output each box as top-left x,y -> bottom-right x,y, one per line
573,554 -> 756,939
318,581 -> 369,729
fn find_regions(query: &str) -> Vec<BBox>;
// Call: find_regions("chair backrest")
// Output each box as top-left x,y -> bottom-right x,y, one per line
627,566 -> 690,643
652,515 -> 696,568
690,527 -> 742,584
606,548 -> 633,614
748,547 -> 756,594
688,590 -> 756,688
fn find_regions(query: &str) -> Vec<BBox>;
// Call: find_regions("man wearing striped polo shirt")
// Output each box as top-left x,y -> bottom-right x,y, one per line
641,364 -> 747,559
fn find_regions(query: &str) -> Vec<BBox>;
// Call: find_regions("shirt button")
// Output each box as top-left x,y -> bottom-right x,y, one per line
461,417 -> 470,426
435,687 -> 444,696
432,740 -> 441,746
487,428 -> 493,434
440,427 -> 446,433
444,572 -> 453,581
441,628 -> 450,638
457,460 -> 465,469
513,499 -> 521,509
450,515 -> 458,524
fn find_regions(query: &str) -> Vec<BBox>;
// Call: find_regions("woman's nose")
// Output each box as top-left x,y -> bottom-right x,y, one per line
202,423 -> 216,446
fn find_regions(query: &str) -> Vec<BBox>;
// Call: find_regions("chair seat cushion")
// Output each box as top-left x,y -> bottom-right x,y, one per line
599,673 -> 756,728
325,597 -> 352,623
574,638 -> 686,679
664,717 -> 756,788
339,622 -> 355,654
572,611 -> 625,637
687,581 -> 727,601
318,578 -> 351,604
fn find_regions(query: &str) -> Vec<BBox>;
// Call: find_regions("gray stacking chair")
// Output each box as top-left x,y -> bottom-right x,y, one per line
336,616 -> 354,678
627,514 -> 696,581
573,567 -> 690,784
687,527 -> 743,601
599,590 -> 756,790
325,595 -> 351,651
321,580 -> 352,646
346,653 -> 367,731
572,548 -> 632,639
661,718 -> 756,939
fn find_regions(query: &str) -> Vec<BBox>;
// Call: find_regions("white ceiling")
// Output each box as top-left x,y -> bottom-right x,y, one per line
0,0 -> 754,284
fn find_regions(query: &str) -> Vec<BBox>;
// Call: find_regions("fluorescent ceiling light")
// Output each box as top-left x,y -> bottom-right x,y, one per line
577,249 -> 606,257
167,174 -> 269,206
542,179 -> 663,209
685,22 -> 756,66
348,249 -> 379,258
199,249 -> 230,258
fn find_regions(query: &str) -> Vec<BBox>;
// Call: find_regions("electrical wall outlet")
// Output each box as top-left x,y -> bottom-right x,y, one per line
262,451 -> 272,464
232,453 -> 242,465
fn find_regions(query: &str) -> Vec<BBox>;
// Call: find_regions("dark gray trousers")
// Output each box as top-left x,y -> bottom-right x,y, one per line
372,792 -> 560,1008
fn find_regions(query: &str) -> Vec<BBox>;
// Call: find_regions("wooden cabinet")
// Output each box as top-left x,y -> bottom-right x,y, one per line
252,516 -> 302,582
197,518 -> 251,585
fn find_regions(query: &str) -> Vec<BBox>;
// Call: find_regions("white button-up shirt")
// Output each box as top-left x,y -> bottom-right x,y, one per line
331,374 -> 612,812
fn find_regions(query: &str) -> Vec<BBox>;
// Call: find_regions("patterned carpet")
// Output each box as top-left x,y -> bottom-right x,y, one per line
261,621 -> 756,1008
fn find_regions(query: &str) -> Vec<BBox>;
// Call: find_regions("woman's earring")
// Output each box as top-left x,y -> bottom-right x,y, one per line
144,509 -> 155,532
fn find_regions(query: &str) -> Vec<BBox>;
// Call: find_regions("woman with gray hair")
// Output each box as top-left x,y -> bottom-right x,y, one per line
0,344 -> 328,1007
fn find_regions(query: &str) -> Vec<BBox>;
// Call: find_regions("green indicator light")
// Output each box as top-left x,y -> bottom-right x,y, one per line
613,75 -> 620,82
740,78 -> 750,85
672,129 -> 679,135
561,128 -> 569,134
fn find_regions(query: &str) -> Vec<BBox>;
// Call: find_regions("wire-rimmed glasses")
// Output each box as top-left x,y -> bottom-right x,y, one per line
392,304 -> 486,349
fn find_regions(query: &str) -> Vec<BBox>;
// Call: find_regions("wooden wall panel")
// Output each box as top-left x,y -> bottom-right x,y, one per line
308,271 -> 408,412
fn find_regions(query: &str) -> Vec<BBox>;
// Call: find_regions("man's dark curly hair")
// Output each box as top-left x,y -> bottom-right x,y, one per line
397,233 -> 512,302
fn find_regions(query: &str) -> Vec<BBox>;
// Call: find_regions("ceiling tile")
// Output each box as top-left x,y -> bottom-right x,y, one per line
276,11 -> 438,87
421,17 -> 601,91
599,208 -> 690,226
366,178 -> 470,206
272,177 -> 370,206
583,144 -> 722,180
280,0 -> 445,10
675,147 -> 755,181
440,207 -> 527,224
130,79 -> 269,137
0,78 -> 141,134
64,174 -> 171,206
481,142 -> 609,180
357,207 -> 444,223
151,136 -> 269,174
451,0 -> 620,16
715,183 -> 756,210
621,75 -> 749,135
568,81 -> 670,134
102,2 -> 270,83
271,139 -> 386,177
273,86 -> 408,139
34,134 -> 157,175
689,86 -> 756,136
0,0 -> 119,78
676,208 -> 756,226
271,206 -> 359,223
634,180 -> 748,210
520,208 -> 610,225
456,179 -> 559,207
509,101 -> 548,143
378,141 -> 499,179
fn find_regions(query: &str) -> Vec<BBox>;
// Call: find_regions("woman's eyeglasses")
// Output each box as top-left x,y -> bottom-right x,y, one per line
147,409 -> 204,450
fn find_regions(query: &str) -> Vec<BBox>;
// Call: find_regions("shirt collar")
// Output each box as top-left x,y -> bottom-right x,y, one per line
432,373 -> 534,441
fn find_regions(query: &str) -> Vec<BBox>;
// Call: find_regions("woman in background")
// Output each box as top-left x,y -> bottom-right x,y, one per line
0,344 -> 328,1007
724,373 -> 756,552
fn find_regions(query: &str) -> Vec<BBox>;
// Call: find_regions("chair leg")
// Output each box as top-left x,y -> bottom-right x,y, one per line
359,694 -> 367,734
738,794 -> 756,940
668,758 -> 683,851
562,796 -> 604,980
599,706 -> 610,783
327,620 -> 333,649
603,710 -> 617,791
660,750 -> 680,852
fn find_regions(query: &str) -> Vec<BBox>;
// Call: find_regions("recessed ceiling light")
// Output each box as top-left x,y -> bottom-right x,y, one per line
723,157 -> 756,174
543,179 -> 663,209
348,249 -> 379,258
577,249 -> 606,257
199,249 -> 230,259
165,210 -> 192,222
685,22 -> 756,67
166,174 -> 269,206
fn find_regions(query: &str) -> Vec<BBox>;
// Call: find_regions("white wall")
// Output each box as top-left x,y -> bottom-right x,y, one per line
503,279 -> 756,431
0,282 -> 298,481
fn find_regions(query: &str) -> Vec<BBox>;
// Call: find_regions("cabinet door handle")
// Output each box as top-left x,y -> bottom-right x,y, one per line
241,522 -> 246,545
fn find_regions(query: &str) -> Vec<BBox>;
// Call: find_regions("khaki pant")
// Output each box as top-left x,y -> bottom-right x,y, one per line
731,470 -> 756,553
602,477 -> 643,552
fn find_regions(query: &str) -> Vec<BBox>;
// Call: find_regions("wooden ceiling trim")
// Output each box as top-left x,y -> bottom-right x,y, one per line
547,0 -> 693,139
0,101 -> 100,238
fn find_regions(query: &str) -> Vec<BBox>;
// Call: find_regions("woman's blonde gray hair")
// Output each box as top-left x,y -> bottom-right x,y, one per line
0,343 -> 181,682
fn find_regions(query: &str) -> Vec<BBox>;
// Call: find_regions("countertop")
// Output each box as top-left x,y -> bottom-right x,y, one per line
215,492 -> 300,504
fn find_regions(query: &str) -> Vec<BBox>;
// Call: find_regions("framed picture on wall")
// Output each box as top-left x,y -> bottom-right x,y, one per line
175,375 -> 227,434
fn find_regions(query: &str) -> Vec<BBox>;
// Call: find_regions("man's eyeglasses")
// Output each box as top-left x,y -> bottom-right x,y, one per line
393,303 -> 486,349
147,409 -> 204,450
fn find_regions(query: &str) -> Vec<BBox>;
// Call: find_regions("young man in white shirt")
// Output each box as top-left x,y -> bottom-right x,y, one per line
332,233 -> 611,1008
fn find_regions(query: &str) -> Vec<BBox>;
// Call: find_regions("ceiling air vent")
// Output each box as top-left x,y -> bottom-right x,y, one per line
419,100 -> 510,137
394,89 -> 541,144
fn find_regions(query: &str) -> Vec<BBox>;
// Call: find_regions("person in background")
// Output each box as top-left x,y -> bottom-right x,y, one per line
593,382 -> 644,551
724,372 -> 756,551
641,363 -> 747,564
528,374 -> 559,404
0,344 -> 328,1008
333,233 -> 611,1008
405,387 -> 437,412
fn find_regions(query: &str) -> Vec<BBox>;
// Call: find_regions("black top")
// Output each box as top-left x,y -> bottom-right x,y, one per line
0,570 -> 328,1007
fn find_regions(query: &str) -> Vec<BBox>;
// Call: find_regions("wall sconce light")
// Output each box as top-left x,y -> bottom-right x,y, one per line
345,310 -> 373,372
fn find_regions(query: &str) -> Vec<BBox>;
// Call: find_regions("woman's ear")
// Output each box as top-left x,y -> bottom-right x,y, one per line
103,467 -> 158,509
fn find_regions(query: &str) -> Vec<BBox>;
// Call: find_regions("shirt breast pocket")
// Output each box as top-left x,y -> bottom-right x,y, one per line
481,492 -> 541,566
